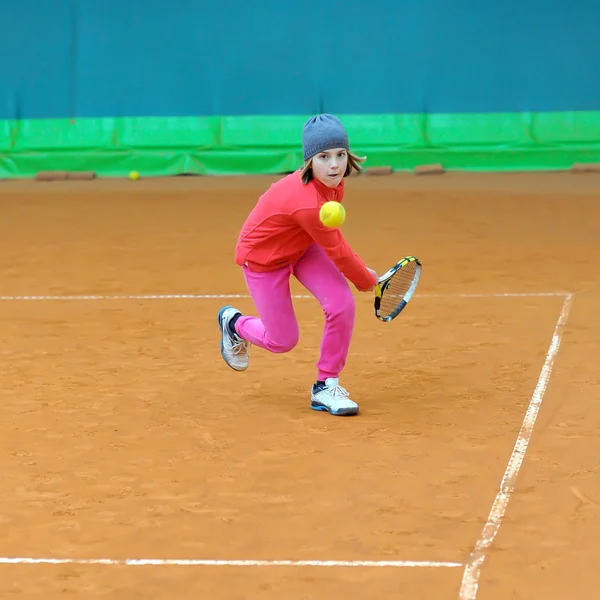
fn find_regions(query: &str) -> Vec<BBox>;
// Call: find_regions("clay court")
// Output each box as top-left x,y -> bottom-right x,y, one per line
0,171 -> 598,599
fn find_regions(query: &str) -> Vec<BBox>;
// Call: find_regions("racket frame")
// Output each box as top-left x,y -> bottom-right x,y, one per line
374,256 -> 422,322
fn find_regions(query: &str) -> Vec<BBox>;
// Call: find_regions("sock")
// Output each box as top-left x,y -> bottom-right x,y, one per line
228,313 -> 242,336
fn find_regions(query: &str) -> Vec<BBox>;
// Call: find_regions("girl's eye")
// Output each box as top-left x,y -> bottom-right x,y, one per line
318,154 -> 328,160
338,152 -> 346,158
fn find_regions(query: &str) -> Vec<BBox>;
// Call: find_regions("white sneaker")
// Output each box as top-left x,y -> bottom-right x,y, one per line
310,378 -> 359,416
217,306 -> 250,371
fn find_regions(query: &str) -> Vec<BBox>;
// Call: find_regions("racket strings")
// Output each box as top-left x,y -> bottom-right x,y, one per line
379,262 -> 418,317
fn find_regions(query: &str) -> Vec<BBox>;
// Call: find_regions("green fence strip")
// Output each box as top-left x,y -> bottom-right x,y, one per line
424,113 -> 532,146
116,116 -> 220,149
13,118 -> 117,151
1,112 -> 600,178
219,115 -> 306,148
530,111 -> 600,143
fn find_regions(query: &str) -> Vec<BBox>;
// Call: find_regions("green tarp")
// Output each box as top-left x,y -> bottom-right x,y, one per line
1,112 -> 599,178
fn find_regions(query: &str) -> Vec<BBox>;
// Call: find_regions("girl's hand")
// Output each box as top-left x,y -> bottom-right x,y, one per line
366,268 -> 378,291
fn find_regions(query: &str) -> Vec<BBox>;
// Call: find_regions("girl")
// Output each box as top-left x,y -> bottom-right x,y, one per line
217,114 -> 377,416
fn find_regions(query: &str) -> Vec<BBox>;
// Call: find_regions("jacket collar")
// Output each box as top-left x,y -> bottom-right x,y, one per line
312,174 -> 345,201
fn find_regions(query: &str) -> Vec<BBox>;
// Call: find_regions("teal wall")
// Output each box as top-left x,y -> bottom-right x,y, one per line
1,0 -> 599,120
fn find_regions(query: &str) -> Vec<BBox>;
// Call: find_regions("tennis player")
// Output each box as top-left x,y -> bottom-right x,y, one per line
217,114 -> 377,416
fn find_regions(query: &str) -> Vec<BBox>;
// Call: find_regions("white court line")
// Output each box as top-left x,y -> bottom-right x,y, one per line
458,293 -> 574,600
0,557 -> 461,568
0,292 -> 569,301
0,290 -> 571,580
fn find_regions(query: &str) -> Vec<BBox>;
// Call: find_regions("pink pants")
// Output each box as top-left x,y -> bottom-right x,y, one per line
235,244 -> 356,381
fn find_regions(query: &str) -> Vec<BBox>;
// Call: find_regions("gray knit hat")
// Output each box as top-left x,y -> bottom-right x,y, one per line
302,114 -> 350,161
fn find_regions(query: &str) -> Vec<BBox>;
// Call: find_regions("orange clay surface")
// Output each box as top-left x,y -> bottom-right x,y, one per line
0,172 -> 598,599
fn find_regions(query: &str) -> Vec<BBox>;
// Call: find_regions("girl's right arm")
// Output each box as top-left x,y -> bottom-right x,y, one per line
294,208 -> 378,292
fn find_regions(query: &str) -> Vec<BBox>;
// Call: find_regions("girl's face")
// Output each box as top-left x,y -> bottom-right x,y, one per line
311,148 -> 348,188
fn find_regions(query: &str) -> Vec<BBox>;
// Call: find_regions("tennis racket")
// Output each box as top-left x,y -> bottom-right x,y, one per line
374,256 -> 422,322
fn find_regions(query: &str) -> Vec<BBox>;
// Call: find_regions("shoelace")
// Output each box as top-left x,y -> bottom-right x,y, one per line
231,336 -> 249,355
326,384 -> 349,398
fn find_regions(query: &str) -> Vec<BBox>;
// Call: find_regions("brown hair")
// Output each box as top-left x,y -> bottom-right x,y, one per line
300,150 -> 366,185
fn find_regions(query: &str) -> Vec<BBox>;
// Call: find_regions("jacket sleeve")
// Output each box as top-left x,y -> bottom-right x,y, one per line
293,207 -> 377,291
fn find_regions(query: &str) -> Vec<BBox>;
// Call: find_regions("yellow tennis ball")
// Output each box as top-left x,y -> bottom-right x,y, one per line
319,201 -> 346,228
129,170 -> 140,181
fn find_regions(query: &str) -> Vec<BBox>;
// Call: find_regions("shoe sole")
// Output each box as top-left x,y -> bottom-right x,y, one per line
217,306 -> 247,372
311,400 -> 359,416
